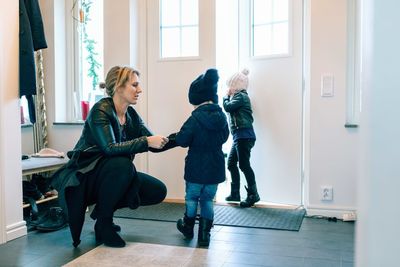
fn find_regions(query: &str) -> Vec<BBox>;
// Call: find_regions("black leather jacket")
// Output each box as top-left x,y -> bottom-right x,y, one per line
68,97 -> 151,168
223,90 -> 254,132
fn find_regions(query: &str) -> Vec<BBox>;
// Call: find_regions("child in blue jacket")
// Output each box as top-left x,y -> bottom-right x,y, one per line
170,69 -> 229,246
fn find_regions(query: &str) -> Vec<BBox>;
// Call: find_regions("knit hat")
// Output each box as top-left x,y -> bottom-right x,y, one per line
188,68 -> 219,105
226,68 -> 249,91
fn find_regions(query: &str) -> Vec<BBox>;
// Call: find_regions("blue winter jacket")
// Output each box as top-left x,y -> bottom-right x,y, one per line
175,104 -> 229,184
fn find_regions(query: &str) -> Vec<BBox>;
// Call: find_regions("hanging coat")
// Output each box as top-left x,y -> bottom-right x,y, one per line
19,0 -> 48,123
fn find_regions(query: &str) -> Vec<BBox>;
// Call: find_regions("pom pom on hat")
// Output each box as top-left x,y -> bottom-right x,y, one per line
226,68 -> 250,91
188,68 -> 219,105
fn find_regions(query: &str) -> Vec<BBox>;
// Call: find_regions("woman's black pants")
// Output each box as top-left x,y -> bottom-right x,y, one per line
67,156 -> 167,220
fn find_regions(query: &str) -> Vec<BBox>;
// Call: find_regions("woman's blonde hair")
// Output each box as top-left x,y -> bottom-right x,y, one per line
99,66 -> 140,97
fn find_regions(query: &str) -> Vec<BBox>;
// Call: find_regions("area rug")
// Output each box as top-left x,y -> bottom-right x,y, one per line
114,202 -> 306,231
63,242 -> 227,267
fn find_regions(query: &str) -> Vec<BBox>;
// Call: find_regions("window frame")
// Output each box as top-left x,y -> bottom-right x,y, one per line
159,0 -> 200,60
250,0 -> 293,60
60,0 -> 104,123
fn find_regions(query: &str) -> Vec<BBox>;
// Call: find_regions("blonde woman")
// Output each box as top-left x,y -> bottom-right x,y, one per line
51,66 -> 171,248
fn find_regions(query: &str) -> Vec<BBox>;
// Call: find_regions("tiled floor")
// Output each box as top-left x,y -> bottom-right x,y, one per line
0,215 -> 354,267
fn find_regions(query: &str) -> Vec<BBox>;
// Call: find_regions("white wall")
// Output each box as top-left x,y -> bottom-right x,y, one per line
0,0 -> 27,243
356,0 -> 400,266
26,1 -> 358,216
305,0 -> 358,217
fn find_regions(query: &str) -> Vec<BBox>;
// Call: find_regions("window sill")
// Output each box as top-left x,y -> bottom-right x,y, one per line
53,121 -> 85,126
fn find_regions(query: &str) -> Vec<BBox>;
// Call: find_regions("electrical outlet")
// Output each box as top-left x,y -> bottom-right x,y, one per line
321,186 -> 333,201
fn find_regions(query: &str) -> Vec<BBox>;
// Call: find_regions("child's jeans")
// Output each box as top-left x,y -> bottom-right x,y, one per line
185,182 -> 218,220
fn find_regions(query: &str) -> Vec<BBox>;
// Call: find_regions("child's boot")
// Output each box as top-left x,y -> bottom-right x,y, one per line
240,184 -> 260,208
225,183 -> 241,201
177,214 -> 196,239
198,217 -> 213,246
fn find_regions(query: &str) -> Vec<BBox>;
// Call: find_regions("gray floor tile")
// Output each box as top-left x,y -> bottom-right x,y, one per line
0,216 -> 354,267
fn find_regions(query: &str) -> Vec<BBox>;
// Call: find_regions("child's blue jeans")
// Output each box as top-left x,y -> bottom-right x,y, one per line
185,182 -> 218,220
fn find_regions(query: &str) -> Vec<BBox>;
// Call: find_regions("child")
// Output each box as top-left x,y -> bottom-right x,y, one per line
171,68 -> 229,246
223,69 -> 259,208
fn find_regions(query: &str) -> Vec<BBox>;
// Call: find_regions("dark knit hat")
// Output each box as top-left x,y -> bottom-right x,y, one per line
188,68 -> 219,105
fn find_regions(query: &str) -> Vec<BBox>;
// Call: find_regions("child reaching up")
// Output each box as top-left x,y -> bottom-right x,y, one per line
170,68 -> 229,246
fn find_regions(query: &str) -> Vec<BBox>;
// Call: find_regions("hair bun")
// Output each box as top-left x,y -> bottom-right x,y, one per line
99,82 -> 106,89
241,68 -> 249,76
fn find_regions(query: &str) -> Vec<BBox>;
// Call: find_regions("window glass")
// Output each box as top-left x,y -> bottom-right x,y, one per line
181,0 -> 198,25
253,0 -> 272,24
272,22 -> 288,54
161,0 -> 180,26
78,0 -> 104,112
181,26 -> 199,56
161,28 -> 180,58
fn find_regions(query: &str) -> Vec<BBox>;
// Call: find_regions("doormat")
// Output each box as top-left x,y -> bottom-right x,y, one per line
114,202 -> 306,231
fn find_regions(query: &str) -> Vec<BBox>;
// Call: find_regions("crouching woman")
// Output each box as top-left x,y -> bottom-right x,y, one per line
51,66 -> 171,248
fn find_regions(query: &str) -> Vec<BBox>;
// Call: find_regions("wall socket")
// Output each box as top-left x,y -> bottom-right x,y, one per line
321,186 -> 333,201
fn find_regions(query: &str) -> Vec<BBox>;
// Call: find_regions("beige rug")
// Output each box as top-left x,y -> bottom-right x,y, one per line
63,242 -> 229,267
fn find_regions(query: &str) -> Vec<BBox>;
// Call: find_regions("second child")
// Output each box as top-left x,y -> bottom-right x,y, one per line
170,68 -> 229,246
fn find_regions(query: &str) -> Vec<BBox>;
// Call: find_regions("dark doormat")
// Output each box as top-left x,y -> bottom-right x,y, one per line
114,202 -> 306,231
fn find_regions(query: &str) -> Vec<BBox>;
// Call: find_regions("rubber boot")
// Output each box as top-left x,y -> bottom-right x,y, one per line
240,184 -> 260,208
177,214 -> 196,239
90,205 -> 121,232
198,217 -> 213,247
225,183 -> 241,201
95,218 -> 126,247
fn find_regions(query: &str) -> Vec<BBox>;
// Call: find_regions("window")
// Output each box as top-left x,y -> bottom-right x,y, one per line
252,0 -> 290,57
160,0 -> 199,58
71,0 -> 104,121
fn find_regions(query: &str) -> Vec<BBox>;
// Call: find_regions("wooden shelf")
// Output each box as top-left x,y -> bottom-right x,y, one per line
23,195 -> 58,208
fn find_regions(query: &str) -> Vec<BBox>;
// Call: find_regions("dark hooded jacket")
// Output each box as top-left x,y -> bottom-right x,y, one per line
174,103 -> 229,184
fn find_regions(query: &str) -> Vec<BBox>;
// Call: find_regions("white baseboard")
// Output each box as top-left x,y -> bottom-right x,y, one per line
6,220 -> 27,241
306,204 -> 357,220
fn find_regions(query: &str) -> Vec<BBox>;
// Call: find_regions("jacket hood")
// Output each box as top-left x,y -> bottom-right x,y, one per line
192,104 -> 228,130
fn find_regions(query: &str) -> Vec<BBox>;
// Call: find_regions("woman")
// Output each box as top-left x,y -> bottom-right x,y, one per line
51,66 -> 170,248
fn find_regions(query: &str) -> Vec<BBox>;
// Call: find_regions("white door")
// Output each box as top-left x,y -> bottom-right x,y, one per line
238,0 -> 303,205
146,0 -> 216,199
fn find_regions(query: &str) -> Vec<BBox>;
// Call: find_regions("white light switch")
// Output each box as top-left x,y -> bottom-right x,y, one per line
321,74 -> 334,97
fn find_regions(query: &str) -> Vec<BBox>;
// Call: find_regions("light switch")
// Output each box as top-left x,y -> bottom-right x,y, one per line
321,73 -> 334,97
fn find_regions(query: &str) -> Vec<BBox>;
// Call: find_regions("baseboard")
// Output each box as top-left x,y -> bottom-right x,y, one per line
306,205 -> 357,220
6,220 -> 27,241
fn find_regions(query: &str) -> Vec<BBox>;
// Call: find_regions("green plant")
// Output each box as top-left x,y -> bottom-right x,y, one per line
81,0 -> 101,91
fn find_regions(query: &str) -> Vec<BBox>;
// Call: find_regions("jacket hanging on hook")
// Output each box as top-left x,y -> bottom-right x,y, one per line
19,0 -> 48,123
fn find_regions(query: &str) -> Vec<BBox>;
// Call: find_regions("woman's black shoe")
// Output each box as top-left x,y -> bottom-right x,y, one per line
95,218 -> 126,248
90,206 -> 121,232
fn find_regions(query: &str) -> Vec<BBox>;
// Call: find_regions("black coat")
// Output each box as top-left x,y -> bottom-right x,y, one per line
175,104 -> 229,184
19,0 -> 47,123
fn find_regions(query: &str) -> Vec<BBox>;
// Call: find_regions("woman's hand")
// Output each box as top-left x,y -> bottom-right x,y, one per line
147,135 -> 169,149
